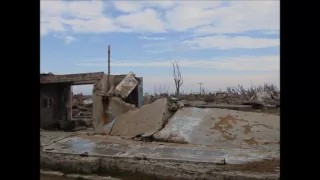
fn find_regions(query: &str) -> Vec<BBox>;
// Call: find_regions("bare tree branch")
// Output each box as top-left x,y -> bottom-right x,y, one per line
172,62 -> 183,96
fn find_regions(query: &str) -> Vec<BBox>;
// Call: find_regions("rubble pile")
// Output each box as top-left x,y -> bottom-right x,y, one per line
173,91 -> 280,114
109,98 -> 171,138
72,94 -> 93,127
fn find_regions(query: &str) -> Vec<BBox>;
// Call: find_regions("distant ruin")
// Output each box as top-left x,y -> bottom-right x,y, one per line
40,72 -> 143,130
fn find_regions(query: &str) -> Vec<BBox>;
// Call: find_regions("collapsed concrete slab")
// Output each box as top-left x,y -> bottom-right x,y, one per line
154,108 -> 279,150
110,98 -> 170,138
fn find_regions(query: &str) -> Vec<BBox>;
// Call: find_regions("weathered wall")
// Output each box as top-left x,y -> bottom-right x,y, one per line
107,97 -> 136,122
93,74 -> 143,133
40,72 -> 104,84
40,83 -> 70,129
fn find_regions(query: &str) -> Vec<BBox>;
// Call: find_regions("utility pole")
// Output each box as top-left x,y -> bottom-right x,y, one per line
108,45 -> 110,91
198,83 -> 203,95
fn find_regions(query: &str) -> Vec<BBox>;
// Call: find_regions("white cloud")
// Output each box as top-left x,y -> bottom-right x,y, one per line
113,1 -> 176,13
183,36 -> 279,49
67,1 -> 105,19
193,1 -> 280,35
41,1 -> 280,36
75,55 -> 279,72
53,34 -> 77,44
62,18 -> 123,33
138,36 -> 166,40
112,1 -> 142,13
116,9 -> 166,33
164,1 -> 222,31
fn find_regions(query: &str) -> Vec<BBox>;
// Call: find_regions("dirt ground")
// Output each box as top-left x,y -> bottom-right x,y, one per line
230,159 -> 280,173
41,175 -> 73,180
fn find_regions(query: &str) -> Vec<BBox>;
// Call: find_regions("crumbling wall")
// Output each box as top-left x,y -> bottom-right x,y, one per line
110,98 -> 170,138
40,83 -> 70,129
107,97 -> 136,122
40,72 -> 104,84
92,74 -> 143,133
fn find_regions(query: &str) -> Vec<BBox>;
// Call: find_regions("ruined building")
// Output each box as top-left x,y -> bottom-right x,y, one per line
40,72 -> 143,130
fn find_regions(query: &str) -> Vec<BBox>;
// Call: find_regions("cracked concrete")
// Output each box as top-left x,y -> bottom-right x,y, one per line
40,131 -> 279,180
154,108 -> 279,151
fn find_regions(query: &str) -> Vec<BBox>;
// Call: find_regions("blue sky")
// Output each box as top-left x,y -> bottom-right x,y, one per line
40,0 -> 280,94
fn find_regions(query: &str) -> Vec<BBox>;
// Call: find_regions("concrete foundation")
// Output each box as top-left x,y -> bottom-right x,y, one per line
40,131 -> 279,180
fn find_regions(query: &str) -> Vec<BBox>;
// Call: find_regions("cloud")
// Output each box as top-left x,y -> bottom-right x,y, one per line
41,1 -> 279,36
40,1 -> 108,36
164,2 -> 222,31
113,1 -> 176,13
75,55 -> 279,72
53,34 -> 77,44
138,36 -> 166,40
183,36 -> 280,49
62,18 -> 124,33
116,9 -> 166,33
192,1 -> 280,35
263,30 -> 280,35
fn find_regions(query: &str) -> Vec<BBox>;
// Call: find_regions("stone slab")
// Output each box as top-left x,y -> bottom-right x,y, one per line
154,108 -> 280,150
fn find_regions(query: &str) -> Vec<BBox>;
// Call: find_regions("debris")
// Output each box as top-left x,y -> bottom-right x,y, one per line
216,93 -> 228,99
170,103 -> 178,112
110,98 -> 170,138
250,91 -> 272,105
215,158 -> 227,165
197,104 -> 252,110
80,152 -> 89,157
184,100 -> 206,107
114,72 -> 138,98
177,101 -> 184,108
83,99 -> 93,105
103,119 -> 115,134
154,107 -> 279,148
134,155 -> 147,160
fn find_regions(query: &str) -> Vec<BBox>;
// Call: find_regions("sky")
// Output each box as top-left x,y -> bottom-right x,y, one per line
40,0 -> 280,95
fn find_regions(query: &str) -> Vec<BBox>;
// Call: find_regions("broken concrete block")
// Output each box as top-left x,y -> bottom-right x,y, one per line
216,93 -> 228,99
177,101 -> 184,108
170,103 -> 178,112
250,91 -> 272,105
114,72 -> 138,98
154,107 -> 279,150
108,97 -> 136,120
184,100 -> 206,107
110,98 -> 170,138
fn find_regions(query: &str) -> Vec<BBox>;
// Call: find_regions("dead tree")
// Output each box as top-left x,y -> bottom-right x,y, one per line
172,62 -> 183,96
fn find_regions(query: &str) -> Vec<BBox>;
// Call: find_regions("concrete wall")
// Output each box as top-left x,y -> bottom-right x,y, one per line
40,83 -> 70,129
93,75 -> 143,133
40,72 -> 104,84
